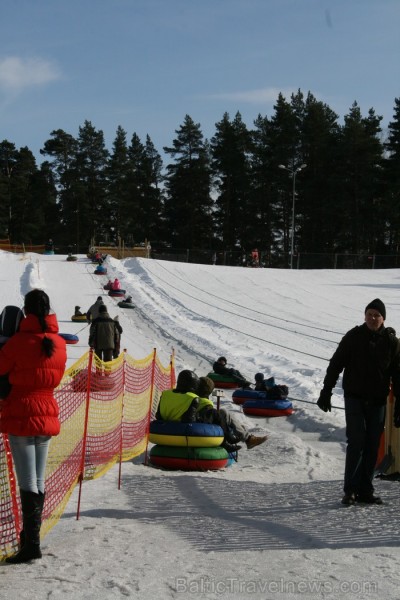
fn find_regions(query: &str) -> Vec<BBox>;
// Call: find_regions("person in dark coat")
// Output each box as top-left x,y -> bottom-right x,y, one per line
113,316 -> 123,358
86,296 -> 104,322
212,356 -> 251,387
88,305 -> 117,362
0,305 -> 25,398
317,298 -> 400,506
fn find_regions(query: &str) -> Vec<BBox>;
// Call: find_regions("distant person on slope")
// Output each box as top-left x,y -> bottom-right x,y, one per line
317,298 -> 400,506
212,356 -> 251,388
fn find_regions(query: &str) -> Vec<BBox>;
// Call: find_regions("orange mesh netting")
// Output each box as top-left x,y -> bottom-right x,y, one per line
0,348 -> 174,560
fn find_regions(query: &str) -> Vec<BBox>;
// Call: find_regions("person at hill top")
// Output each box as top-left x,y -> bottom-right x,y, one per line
212,356 -> 251,388
317,298 -> 400,506
0,289 -> 67,564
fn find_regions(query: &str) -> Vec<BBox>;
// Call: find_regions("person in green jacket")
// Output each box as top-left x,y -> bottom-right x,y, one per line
156,370 -> 200,422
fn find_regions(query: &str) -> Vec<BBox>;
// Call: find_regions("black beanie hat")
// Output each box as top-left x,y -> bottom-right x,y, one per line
365,298 -> 386,320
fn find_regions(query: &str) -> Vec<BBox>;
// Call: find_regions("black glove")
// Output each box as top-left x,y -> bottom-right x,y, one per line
394,399 -> 400,428
317,388 -> 332,412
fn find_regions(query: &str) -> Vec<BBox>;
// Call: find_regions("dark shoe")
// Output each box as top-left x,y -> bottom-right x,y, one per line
246,434 -> 268,450
341,493 -> 356,505
6,540 -> 42,563
356,493 -> 383,505
222,440 -> 242,453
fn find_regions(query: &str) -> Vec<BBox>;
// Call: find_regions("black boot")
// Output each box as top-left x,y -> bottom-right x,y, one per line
19,491 -> 45,549
7,490 -> 43,564
222,439 -> 242,453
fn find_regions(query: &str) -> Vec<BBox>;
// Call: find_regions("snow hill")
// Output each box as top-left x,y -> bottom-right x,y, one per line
1,251 -> 399,600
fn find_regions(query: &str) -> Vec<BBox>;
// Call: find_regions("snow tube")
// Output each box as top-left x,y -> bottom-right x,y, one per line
232,389 -> 271,405
206,372 -> 239,389
149,421 -> 224,448
242,398 -> 293,417
94,266 -> 107,275
232,389 -> 289,405
108,289 -> 126,297
59,333 -> 79,345
66,255 -> 78,261
117,301 -> 135,309
149,445 -> 229,471
71,314 -> 87,322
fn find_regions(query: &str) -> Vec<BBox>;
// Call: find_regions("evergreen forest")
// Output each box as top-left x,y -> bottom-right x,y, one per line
1,90 -> 400,268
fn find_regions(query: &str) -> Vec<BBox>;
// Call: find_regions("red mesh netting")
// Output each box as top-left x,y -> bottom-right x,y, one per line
0,348 -> 174,561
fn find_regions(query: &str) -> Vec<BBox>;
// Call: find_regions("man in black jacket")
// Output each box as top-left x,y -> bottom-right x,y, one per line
88,305 -> 117,362
212,356 -> 251,388
317,298 -> 400,505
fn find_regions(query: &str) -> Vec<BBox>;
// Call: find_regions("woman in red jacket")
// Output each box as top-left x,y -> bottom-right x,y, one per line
0,289 -> 67,564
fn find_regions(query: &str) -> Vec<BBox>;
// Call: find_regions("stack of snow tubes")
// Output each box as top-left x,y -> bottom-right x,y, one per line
232,389 -> 293,417
149,420 -> 229,471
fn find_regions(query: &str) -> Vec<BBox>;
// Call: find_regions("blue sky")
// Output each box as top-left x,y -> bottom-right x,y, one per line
1,0 -> 399,165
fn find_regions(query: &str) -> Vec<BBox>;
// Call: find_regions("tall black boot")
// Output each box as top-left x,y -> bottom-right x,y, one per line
19,490 -> 45,549
6,490 -> 43,564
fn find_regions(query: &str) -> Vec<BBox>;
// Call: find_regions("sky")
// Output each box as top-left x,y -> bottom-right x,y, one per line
1,250 -> 400,599
1,0 -> 399,166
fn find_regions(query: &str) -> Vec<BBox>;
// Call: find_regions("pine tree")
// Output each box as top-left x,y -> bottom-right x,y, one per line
73,121 -> 109,244
211,112 -> 251,250
383,98 -> 400,256
163,115 -> 213,249
338,103 -> 383,255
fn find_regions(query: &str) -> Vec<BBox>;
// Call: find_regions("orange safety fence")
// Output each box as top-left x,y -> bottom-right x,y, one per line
0,347 -> 175,561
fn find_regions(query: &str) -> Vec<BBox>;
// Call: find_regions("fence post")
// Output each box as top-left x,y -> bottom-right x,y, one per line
144,348 -> 157,466
76,349 -> 94,520
118,351 -> 127,490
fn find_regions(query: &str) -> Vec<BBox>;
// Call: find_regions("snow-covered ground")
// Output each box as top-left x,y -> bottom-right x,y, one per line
0,251 -> 399,599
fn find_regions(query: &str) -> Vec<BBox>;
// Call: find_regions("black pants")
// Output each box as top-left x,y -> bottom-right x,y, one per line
343,396 -> 385,495
95,348 -> 113,362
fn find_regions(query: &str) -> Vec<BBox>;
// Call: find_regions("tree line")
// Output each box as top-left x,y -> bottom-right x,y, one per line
1,89 -> 400,264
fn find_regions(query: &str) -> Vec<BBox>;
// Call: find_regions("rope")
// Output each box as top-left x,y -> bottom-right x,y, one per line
290,395 -> 345,411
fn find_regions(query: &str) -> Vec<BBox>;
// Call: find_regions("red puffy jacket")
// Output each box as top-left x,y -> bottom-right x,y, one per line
0,313 -> 67,436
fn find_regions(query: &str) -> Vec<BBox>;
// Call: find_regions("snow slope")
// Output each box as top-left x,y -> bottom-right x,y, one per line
0,251 -> 399,599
